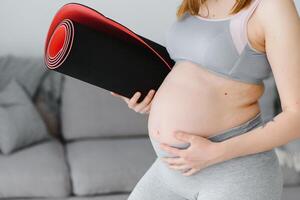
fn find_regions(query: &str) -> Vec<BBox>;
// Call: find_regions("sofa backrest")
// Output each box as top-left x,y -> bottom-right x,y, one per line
61,76 -> 149,140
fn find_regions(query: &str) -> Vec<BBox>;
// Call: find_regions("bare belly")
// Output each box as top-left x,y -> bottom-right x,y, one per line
148,60 -> 264,146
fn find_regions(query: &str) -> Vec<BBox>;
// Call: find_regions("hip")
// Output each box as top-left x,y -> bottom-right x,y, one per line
148,113 -> 283,198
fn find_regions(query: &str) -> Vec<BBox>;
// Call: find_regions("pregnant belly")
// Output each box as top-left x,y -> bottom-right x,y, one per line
147,61 -> 263,146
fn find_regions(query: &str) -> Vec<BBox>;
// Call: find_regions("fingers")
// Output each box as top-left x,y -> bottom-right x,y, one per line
110,91 -> 130,104
110,91 -> 119,96
161,156 -> 197,175
110,90 -> 155,114
132,89 -> 155,112
110,91 -> 124,98
169,164 -> 190,171
159,143 -> 183,157
174,131 -> 196,143
182,168 -> 198,176
128,92 -> 142,109
161,157 -> 185,165
140,102 -> 152,114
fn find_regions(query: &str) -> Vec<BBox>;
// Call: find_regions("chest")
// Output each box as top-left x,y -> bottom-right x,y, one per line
165,13 -> 271,85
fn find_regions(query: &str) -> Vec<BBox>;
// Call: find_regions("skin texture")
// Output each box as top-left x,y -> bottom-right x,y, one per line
112,0 -> 300,176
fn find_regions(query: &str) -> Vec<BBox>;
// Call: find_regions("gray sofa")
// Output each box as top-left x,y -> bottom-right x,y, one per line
0,56 -> 299,200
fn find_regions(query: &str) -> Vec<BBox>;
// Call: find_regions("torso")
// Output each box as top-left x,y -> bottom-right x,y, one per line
148,0 -> 268,145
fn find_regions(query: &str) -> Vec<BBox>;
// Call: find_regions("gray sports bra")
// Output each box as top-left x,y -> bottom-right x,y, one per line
165,0 -> 272,85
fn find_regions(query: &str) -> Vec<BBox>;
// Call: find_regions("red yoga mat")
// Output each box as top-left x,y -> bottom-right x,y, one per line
44,3 -> 175,102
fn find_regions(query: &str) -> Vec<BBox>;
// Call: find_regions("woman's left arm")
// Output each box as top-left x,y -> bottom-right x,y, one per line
221,0 -> 300,161
160,0 -> 300,176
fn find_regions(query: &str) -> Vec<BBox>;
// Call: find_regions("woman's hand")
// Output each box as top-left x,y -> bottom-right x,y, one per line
159,130 -> 226,176
110,90 -> 156,114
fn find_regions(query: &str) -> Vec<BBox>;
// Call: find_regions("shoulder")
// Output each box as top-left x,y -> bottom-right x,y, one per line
257,0 -> 299,30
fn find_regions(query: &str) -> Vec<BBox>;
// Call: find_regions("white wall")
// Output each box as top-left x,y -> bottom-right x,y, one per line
0,0 -> 181,57
0,0 -> 299,57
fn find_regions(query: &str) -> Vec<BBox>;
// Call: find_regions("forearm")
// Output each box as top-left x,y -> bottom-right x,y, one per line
219,110 -> 300,161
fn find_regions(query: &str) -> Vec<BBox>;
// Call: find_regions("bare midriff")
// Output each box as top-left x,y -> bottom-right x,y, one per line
148,60 -> 264,146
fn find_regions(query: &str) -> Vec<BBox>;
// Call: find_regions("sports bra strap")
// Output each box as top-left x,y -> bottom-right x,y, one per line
245,0 -> 263,22
242,0 -> 263,51
229,0 -> 264,54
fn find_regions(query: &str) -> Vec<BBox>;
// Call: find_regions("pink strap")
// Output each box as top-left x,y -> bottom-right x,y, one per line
245,0 -> 263,22
230,0 -> 263,54
242,0 -> 263,51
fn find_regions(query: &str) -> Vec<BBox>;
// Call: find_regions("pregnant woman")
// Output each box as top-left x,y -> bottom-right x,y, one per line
112,0 -> 300,199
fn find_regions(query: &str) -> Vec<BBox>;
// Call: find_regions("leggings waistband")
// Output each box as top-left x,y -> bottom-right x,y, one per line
149,112 -> 263,157
207,112 -> 263,142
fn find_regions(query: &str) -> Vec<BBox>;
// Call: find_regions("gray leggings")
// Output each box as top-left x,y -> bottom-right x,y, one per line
128,113 -> 283,200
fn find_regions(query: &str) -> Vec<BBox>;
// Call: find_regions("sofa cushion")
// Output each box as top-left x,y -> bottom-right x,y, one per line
0,79 -> 50,154
0,140 -> 71,198
34,71 -> 64,138
276,147 -> 300,186
0,55 -> 46,98
66,137 -> 156,196
280,165 -> 300,186
32,194 -> 130,200
61,76 -> 148,140
281,186 -> 300,200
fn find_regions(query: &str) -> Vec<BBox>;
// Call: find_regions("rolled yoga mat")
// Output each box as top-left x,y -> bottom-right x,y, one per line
44,3 -> 175,102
